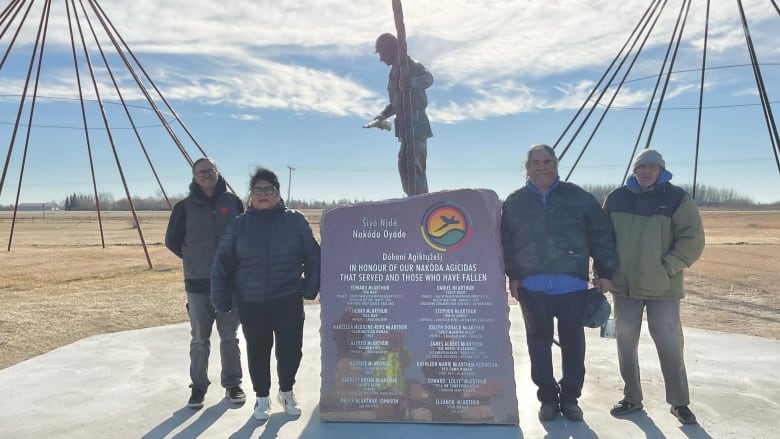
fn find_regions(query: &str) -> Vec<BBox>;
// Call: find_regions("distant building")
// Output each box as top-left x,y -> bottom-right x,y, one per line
16,203 -> 59,211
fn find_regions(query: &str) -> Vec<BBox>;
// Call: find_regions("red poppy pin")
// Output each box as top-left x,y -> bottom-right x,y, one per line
220,207 -> 229,214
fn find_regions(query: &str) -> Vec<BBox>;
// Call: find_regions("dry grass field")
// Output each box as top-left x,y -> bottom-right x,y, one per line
0,208 -> 778,369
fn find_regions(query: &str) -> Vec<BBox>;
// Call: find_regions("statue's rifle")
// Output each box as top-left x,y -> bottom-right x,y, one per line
392,0 -> 418,195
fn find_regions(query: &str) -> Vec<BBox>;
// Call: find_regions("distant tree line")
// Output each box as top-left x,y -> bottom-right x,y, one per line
52,193 -> 365,211
287,198 -> 372,209
61,191 -> 183,211
56,186 -> 780,211
0,185 -> 777,211
580,183 -> 768,208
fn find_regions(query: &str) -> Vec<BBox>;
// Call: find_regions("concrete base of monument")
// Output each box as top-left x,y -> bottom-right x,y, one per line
1,304 -> 777,439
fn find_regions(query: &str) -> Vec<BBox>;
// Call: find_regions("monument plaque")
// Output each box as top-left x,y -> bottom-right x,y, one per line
319,189 -> 519,424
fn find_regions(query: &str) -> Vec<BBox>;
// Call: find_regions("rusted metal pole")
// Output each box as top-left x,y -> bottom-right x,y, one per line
391,0 -> 418,196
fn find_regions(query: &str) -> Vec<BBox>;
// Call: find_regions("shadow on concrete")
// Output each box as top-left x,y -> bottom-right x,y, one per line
141,407 -> 198,439
614,410 -> 715,439
294,404 -> 524,439
540,418 -> 598,438
169,400 -> 231,438
227,412 -> 298,439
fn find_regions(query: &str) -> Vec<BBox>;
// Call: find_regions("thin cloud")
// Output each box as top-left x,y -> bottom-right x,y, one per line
3,0 -> 777,122
229,114 -> 262,122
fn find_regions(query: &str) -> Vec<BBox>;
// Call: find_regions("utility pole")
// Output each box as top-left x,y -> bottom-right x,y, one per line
287,165 -> 295,203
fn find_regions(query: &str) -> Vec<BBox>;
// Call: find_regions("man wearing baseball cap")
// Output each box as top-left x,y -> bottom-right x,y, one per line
602,149 -> 705,425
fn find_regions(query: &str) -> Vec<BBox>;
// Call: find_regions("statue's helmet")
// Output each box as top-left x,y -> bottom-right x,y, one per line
375,33 -> 398,53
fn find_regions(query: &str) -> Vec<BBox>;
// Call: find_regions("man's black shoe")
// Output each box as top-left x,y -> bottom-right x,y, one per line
561,401 -> 583,421
610,399 -> 643,417
538,403 -> 559,421
671,405 -> 697,424
188,388 -> 206,409
226,386 -> 247,404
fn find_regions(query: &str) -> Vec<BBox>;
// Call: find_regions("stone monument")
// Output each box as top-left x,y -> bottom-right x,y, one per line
319,189 -> 519,424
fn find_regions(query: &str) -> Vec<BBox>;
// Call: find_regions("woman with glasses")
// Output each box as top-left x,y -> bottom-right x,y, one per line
211,166 -> 321,420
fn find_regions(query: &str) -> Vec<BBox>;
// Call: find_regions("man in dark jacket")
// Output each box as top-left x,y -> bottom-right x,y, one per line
165,158 -> 245,409
366,32 -> 433,197
501,144 -> 618,422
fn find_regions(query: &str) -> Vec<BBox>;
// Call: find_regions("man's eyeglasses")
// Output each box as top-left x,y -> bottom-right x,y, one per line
251,185 -> 277,196
195,168 -> 218,176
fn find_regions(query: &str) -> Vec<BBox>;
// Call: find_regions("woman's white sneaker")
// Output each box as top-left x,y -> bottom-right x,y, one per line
277,390 -> 302,416
253,396 -> 270,420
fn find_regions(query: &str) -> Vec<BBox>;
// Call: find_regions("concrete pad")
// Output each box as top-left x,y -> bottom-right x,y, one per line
1,304 -> 778,438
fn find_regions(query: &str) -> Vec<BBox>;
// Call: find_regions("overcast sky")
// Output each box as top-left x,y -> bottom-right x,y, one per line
1,0 -> 778,205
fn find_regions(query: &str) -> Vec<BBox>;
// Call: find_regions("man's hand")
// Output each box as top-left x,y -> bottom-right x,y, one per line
363,117 -> 391,130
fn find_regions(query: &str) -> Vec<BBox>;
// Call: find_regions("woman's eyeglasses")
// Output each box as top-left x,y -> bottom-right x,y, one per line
251,185 -> 277,196
194,168 -> 218,176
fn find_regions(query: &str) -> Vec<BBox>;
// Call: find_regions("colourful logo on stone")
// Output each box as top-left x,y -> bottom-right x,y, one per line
420,202 -> 472,252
